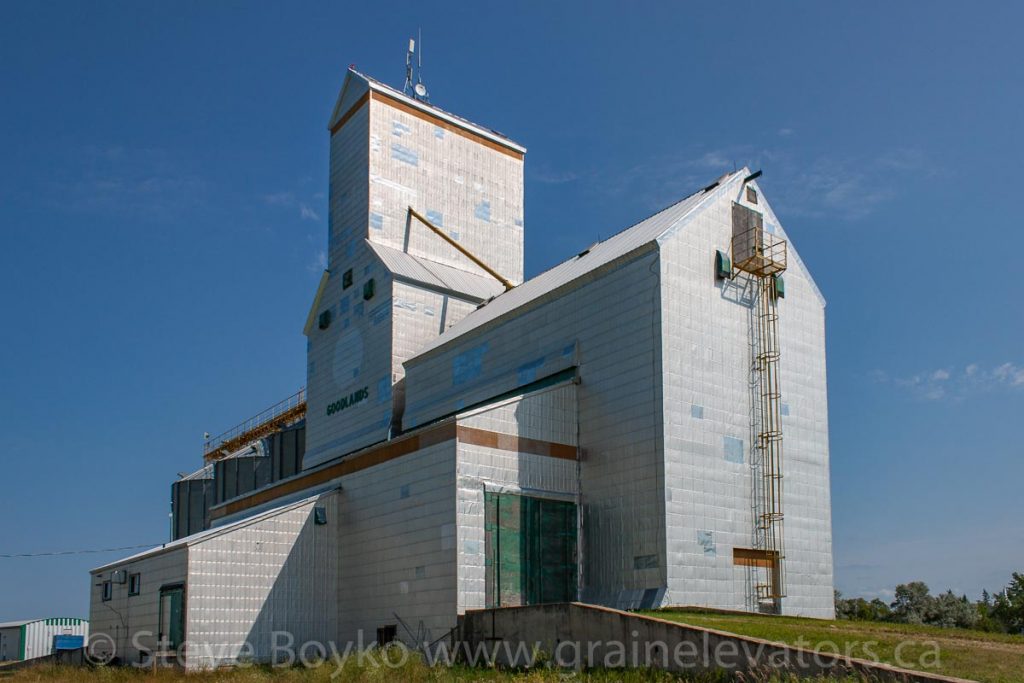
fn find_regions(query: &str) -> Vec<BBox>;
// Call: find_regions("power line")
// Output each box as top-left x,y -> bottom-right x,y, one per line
0,543 -> 159,559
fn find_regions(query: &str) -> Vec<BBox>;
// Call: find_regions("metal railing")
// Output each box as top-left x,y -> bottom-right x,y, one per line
203,388 -> 306,460
732,227 -> 788,277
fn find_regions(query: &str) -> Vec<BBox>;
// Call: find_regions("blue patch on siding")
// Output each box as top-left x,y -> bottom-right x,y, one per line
392,120 -> 411,137
369,212 -> 384,231
394,298 -> 417,312
517,357 -> 545,385
364,265 -> 372,276
691,404 -> 704,419
352,367 -> 360,378
781,403 -> 790,416
378,375 -> 393,403
453,343 -> 488,385
474,200 -> 491,222
354,302 -> 364,317
562,344 -> 575,358
345,242 -> 354,258
448,230 -> 460,241
400,484 -> 410,499
424,306 -> 435,317
391,143 -> 418,166
514,217 -> 523,227
370,300 -> 391,325
426,210 -> 443,226
339,298 -> 350,314
434,126 -> 445,139
697,530 -> 716,557
724,436 -> 744,464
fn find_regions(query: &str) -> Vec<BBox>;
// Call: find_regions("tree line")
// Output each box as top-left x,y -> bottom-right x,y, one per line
834,572 -> 1024,633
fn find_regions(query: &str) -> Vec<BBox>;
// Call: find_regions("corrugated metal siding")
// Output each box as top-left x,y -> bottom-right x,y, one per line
335,439 -> 459,646
657,174 -> 833,617
455,383 -> 580,612
20,619 -> 88,661
186,492 -> 341,669
404,252 -> 667,610
408,176 -> 733,362
366,97 -> 525,285
89,547 -> 188,666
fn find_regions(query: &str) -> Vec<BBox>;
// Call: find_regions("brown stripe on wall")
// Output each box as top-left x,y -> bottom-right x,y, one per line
370,91 -> 524,160
457,425 -> 577,461
733,547 -> 779,568
329,91 -> 371,136
210,423 -> 574,520
212,420 -> 457,519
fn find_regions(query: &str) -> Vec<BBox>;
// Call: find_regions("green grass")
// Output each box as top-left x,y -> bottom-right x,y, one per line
0,656 -> 871,683
641,608 -> 1024,683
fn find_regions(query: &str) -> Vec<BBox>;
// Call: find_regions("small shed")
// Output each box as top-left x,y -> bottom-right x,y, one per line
0,618 -> 88,662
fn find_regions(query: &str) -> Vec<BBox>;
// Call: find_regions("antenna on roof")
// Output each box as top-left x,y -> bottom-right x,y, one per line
403,31 -> 429,102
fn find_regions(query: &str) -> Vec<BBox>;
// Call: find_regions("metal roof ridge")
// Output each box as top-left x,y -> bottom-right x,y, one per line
349,68 -> 526,152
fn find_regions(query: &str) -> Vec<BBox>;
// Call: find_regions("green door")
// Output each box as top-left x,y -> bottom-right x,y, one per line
158,585 -> 185,650
485,492 -> 578,607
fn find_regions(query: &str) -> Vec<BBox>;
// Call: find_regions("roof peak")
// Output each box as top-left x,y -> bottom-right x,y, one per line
332,67 -> 525,152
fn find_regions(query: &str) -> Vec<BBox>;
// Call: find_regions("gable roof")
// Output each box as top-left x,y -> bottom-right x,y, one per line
367,241 -> 506,302
407,170 -> 745,362
328,68 -> 525,154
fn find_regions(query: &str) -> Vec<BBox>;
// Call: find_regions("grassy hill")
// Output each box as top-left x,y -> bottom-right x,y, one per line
642,608 -> 1024,683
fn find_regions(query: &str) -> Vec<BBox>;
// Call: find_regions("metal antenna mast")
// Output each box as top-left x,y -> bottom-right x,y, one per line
403,32 -> 430,101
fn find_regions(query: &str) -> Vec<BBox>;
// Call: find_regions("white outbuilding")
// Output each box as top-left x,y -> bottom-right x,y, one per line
0,618 -> 88,662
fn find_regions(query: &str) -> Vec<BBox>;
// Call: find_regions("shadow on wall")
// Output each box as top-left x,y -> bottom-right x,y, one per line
187,495 -> 341,668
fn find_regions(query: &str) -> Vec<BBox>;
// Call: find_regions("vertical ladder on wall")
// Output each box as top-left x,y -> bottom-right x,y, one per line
731,198 -> 788,613
753,274 -> 785,608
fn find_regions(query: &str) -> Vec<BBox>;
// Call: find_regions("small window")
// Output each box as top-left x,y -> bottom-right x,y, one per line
342,269 -> 354,290
128,573 -> 141,596
714,250 -> 731,280
773,274 -> 785,299
318,309 -> 332,330
377,625 -> 397,647
746,186 -> 758,204
363,278 -> 375,301
314,507 -> 328,525
101,580 -> 112,602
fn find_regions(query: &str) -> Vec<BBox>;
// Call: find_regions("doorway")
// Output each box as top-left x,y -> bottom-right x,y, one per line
158,584 -> 185,651
484,492 -> 578,607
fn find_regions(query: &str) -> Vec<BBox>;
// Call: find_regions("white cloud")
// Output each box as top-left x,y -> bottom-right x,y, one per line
993,362 -> 1024,387
882,362 -> 1024,400
531,168 -> 579,185
299,203 -> 320,221
263,192 -> 322,222
308,250 -> 327,274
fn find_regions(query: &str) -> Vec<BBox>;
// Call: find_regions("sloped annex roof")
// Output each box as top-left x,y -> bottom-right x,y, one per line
367,241 -> 506,302
407,170 -> 747,362
0,618 -> 84,629
328,68 -> 526,154
90,492 -> 330,573
0,619 -> 37,629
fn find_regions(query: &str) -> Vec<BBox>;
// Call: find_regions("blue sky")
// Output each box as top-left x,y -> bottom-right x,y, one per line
1,1 -> 1022,619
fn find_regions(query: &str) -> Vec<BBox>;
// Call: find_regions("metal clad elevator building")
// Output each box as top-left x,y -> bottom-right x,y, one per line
89,68 -> 834,669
